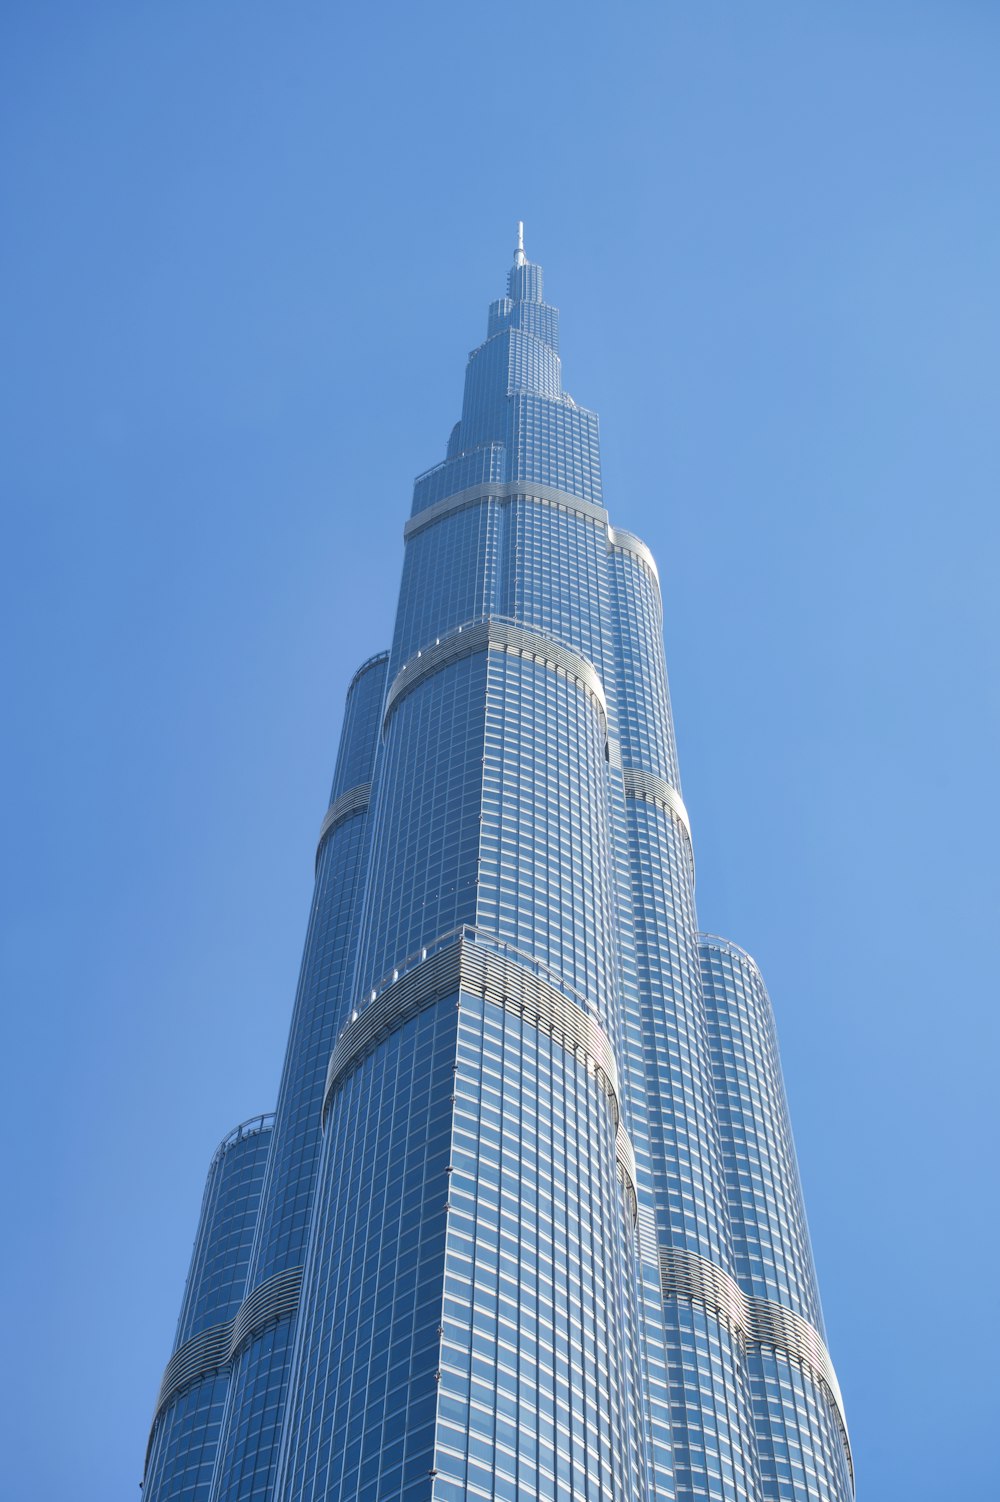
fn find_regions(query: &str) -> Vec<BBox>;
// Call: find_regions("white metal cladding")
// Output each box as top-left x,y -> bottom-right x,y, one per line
658,1244 -> 853,1488
635,1204 -> 660,1268
403,481 -> 610,539
150,1265 -> 304,1440
382,620 -> 609,740
614,1120 -> 639,1224
154,1323 -> 231,1420
622,765 -> 695,883
315,782 -> 371,871
321,934 -> 638,1224
229,1265 -> 302,1354
607,525 -> 661,588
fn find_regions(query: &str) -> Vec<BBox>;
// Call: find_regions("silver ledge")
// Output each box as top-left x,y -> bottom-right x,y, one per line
404,483 -> 609,539
322,934 -> 638,1227
622,767 -> 695,881
382,620 -> 608,740
658,1244 -> 853,1490
607,526 -> 661,588
147,1265 -> 304,1463
315,783 -> 372,871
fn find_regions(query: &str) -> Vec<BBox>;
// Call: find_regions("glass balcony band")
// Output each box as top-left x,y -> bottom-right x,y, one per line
149,1265 -> 304,1450
314,782 -> 372,871
658,1244 -> 854,1489
320,931 -> 639,1224
699,930 -> 762,971
383,619 -> 609,741
404,481 -> 610,540
202,1113 -> 275,1178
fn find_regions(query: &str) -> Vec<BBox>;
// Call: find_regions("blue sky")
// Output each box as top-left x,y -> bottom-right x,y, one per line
3,3 -> 998,1497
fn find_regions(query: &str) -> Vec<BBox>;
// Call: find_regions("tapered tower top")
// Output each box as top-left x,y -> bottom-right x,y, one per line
506,222 -> 543,305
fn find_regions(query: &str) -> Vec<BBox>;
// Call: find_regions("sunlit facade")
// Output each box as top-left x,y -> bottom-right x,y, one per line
143,231 -> 853,1502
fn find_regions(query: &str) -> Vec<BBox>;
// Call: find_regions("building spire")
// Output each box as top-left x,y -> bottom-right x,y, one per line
514,220 -> 526,267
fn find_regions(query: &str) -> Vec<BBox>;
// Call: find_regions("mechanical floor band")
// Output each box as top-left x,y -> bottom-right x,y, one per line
383,619 -> 608,741
148,1264 -> 303,1447
315,782 -> 371,870
658,1243 -> 853,1487
322,933 -> 638,1224
622,765 -> 695,881
404,481 -> 610,540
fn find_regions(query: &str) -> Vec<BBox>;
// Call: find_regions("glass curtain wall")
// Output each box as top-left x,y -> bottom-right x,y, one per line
143,235 -> 853,1502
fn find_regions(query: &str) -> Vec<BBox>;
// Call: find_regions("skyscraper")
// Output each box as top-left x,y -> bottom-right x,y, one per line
143,229 -> 853,1502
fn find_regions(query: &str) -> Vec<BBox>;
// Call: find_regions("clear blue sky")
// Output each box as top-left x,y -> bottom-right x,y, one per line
3,3 -> 998,1497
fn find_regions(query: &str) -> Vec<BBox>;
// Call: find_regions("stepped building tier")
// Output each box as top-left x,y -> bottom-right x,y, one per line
143,229 -> 853,1502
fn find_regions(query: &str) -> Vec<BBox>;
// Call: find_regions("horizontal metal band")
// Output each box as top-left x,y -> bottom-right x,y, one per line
153,1322 -> 231,1422
322,933 -> 637,1225
658,1245 -> 853,1489
150,1265 -> 304,1445
383,620 -> 608,739
622,767 -> 691,842
622,766 -> 695,885
607,525 -> 661,587
405,482 -> 609,539
229,1264 -> 303,1357
315,783 -> 371,871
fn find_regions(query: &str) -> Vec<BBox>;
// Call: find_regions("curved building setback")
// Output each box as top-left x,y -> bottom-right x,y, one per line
205,655 -> 389,1502
143,1116 -> 274,1502
700,936 -> 853,1495
142,233 -> 852,1502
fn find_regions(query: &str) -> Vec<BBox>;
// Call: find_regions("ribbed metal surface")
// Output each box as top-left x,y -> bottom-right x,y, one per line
229,1265 -> 302,1356
622,765 -> 695,886
151,1265 -> 304,1430
622,766 -> 692,843
154,1324 -> 232,1420
322,935 -> 638,1224
404,481 -> 609,539
658,1244 -> 853,1486
315,782 -> 371,870
607,525 -> 660,587
383,620 -> 608,738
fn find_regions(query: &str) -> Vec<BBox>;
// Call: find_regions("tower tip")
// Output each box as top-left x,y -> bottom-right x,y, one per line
514,220 -> 526,266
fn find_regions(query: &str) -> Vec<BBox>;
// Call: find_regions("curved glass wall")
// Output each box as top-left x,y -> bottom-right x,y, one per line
208,655 -> 390,1502
143,1117 -> 273,1502
143,235 -> 851,1502
700,937 -> 853,1499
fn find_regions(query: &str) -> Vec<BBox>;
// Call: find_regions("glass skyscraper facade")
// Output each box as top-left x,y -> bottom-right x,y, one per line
143,231 -> 853,1502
